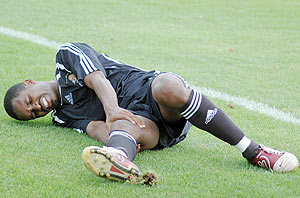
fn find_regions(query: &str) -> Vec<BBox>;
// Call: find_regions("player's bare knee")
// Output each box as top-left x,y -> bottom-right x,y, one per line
110,119 -> 141,141
152,73 -> 190,108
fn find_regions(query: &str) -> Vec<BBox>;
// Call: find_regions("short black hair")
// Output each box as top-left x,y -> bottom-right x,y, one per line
4,82 -> 26,120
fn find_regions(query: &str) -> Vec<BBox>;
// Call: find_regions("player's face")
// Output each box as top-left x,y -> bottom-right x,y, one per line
12,80 -> 60,120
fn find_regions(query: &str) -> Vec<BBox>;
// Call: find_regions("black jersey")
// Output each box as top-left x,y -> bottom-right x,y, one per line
52,43 -> 190,149
52,43 -> 158,132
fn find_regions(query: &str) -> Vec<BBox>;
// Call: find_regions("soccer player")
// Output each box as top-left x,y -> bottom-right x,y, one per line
4,43 -> 299,185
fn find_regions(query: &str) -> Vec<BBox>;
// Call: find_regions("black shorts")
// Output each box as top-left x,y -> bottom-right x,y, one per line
116,69 -> 192,149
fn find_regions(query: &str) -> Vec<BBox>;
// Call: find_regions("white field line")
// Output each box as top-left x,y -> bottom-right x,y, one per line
1,25 -> 300,126
194,87 -> 300,125
0,26 -> 61,49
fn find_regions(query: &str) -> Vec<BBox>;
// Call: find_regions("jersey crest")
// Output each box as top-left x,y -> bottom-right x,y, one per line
67,73 -> 78,84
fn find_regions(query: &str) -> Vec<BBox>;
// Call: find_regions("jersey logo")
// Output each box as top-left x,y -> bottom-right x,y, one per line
67,74 -> 78,84
65,93 -> 74,104
205,108 -> 218,124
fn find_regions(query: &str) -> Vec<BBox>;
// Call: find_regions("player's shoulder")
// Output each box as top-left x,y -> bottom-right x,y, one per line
51,109 -> 67,126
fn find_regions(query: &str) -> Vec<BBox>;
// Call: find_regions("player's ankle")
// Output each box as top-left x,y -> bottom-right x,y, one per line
103,146 -> 128,158
242,141 -> 260,161
234,136 -> 260,161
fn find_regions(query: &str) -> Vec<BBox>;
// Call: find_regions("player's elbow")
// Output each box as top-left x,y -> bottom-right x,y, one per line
83,70 -> 107,89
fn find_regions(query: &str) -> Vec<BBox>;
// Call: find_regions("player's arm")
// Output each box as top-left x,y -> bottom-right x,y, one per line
83,70 -> 145,131
56,43 -> 144,132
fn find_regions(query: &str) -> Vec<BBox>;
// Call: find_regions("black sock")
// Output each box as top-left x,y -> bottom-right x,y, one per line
106,130 -> 137,161
180,90 -> 260,160
180,90 -> 245,145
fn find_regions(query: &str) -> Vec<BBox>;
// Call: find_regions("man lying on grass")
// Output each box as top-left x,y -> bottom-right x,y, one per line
4,43 -> 299,186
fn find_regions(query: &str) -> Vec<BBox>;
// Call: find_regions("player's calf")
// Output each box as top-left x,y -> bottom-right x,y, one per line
179,89 -> 299,173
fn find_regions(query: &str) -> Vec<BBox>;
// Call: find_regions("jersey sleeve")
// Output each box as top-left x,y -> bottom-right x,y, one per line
56,43 -> 106,80
52,110 -> 92,133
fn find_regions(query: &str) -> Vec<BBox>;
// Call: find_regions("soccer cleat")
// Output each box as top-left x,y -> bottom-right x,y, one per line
82,146 -> 157,186
82,146 -> 141,183
250,144 -> 299,172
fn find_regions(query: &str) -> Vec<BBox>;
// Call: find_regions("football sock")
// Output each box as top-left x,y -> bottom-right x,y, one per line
234,136 -> 260,161
234,136 -> 251,152
106,130 -> 137,161
180,90 -> 259,160
180,90 -> 244,145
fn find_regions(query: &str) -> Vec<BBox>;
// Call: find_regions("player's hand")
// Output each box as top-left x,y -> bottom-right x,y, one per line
105,107 -> 145,132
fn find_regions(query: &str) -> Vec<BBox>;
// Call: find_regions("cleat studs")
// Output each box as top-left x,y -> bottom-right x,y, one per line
93,158 -> 98,163
96,149 -> 102,154
106,153 -> 111,159
106,173 -> 110,177
131,170 -> 136,175
102,160 -> 107,164
100,165 -> 105,170
90,149 -> 96,153
99,172 -> 104,177
110,158 -> 114,162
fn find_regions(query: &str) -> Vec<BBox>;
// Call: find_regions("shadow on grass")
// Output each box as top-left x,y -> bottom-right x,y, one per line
2,116 -> 95,142
14,119 -> 53,128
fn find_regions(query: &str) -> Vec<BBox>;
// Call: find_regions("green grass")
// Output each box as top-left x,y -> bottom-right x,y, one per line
1,0 -> 300,197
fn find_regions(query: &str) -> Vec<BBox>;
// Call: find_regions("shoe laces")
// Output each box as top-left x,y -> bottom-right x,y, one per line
259,144 -> 284,155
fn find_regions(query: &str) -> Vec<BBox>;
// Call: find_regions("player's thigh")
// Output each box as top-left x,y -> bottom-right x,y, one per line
110,115 -> 159,150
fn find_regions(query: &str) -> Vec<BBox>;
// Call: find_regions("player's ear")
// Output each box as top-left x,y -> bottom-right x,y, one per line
23,79 -> 36,86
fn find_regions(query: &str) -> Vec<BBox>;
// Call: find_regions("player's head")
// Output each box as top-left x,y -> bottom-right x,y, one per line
4,80 -> 60,121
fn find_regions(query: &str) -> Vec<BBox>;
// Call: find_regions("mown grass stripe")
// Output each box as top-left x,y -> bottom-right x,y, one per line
1,25 -> 299,126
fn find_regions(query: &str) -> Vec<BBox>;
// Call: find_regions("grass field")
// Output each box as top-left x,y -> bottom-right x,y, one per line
1,0 -> 300,197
